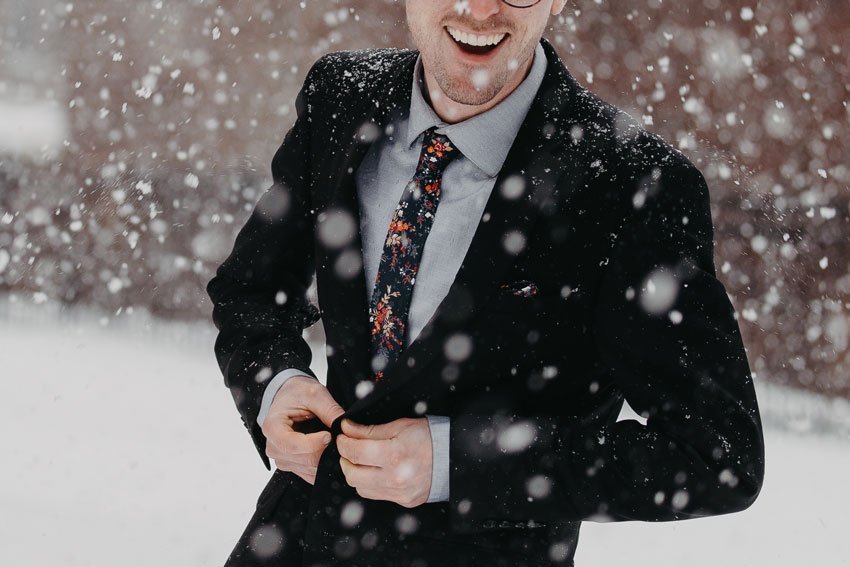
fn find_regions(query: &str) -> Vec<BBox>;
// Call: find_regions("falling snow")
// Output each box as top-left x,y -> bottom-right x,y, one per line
0,306 -> 846,566
0,1 -> 848,564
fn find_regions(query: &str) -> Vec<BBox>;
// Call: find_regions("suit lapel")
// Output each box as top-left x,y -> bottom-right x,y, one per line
338,38 -> 591,417
315,52 -> 419,393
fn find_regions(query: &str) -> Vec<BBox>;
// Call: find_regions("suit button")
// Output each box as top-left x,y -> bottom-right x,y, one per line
483,520 -> 496,529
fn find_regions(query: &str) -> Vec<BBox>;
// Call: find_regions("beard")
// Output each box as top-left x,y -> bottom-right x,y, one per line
430,62 -> 509,106
407,12 -> 536,109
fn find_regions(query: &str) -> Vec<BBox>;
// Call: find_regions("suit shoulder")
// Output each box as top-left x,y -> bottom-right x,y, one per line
552,81 -> 709,226
564,84 -> 696,178
305,47 -> 417,100
319,46 -> 418,72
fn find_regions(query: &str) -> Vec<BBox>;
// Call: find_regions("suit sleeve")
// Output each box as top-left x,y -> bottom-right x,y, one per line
447,161 -> 765,533
206,58 -> 326,470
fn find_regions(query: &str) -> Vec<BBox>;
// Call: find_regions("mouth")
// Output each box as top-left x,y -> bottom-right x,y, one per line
444,25 -> 509,60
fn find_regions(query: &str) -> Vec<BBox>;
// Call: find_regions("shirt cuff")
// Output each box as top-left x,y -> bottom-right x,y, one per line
256,369 -> 319,428
425,415 -> 450,503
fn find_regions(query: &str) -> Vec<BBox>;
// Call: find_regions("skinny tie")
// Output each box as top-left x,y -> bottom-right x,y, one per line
367,126 -> 461,382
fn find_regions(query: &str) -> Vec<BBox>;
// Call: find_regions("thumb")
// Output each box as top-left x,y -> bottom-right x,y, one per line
308,387 -> 346,430
341,418 -> 395,440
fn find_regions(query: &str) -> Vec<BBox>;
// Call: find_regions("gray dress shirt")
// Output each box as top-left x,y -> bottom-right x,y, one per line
257,41 -> 548,504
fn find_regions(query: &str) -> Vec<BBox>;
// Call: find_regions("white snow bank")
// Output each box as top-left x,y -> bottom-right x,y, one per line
0,97 -> 69,158
0,297 -> 847,566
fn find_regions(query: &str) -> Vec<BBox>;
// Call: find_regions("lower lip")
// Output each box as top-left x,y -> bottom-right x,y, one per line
445,27 -> 508,63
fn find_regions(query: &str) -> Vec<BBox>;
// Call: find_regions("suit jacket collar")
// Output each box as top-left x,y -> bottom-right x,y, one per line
405,40 -> 549,178
317,37 -> 591,419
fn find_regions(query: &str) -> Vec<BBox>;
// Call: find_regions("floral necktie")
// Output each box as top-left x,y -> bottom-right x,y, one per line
367,126 -> 461,382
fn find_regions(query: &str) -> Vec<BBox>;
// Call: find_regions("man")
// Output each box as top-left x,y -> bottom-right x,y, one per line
206,1 -> 765,565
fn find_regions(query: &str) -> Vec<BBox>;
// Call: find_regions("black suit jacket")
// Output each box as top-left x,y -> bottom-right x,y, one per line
207,37 -> 765,566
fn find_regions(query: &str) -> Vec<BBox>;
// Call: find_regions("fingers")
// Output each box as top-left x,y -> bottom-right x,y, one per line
286,429 -> 333,456
273,460 -> 317,486
338,455 -> 385,489
337,434 -> 395,467
334,418 -> 434,508
267,430 -> 331,463
338,450 -> 429,509
260,378 -> 346,485
265,429 -> 331,485
340,417 -> 402,440
309,387 -> 347,431
262,418 -> 330,453
351,485 -> 416,507
265,376 -> 344,435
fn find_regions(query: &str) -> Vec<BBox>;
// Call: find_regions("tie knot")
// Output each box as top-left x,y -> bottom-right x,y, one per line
419,127 -> 461,173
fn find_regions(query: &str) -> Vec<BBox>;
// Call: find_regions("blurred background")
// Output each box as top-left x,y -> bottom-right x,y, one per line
1,1 -> 848,566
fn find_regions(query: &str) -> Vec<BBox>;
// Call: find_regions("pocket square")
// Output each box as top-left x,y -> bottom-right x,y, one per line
498,279 -> 539,298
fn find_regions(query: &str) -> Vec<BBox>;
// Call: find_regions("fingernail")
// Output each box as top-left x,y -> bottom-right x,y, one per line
323,433 -> 332,444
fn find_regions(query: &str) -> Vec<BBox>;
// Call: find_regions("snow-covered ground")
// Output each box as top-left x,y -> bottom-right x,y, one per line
1,298 -> 848,566
0,98 -> 68,159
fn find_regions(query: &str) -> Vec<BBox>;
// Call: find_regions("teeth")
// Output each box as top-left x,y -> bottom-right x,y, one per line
447,26 -> 506,47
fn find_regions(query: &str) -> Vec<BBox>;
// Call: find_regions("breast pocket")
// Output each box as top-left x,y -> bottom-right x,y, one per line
494,282 -> 574,320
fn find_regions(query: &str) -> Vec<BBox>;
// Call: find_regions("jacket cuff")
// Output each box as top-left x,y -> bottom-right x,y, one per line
425,415 -> 450,503
244,360 -> 318,471
257,369 -> 320,428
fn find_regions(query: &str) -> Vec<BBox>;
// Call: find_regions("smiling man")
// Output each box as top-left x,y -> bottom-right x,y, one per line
408,0 -> 559,119
207,1 -> 765,565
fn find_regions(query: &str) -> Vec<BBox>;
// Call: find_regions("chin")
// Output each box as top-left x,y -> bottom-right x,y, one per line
445,87 -> 500,107
447,75 -> 505,106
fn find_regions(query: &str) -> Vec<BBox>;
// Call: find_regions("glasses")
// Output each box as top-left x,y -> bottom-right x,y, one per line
501,0 -> 543,7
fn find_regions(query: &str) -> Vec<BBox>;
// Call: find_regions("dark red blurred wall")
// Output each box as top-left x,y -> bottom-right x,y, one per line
0,0 -> 847,396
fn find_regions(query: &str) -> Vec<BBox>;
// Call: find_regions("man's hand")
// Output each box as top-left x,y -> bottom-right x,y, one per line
261,375 -> 345,485
337,417 -> 433,508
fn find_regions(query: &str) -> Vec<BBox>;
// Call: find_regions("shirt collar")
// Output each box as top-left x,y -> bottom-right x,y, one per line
404,40 -> 548,178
